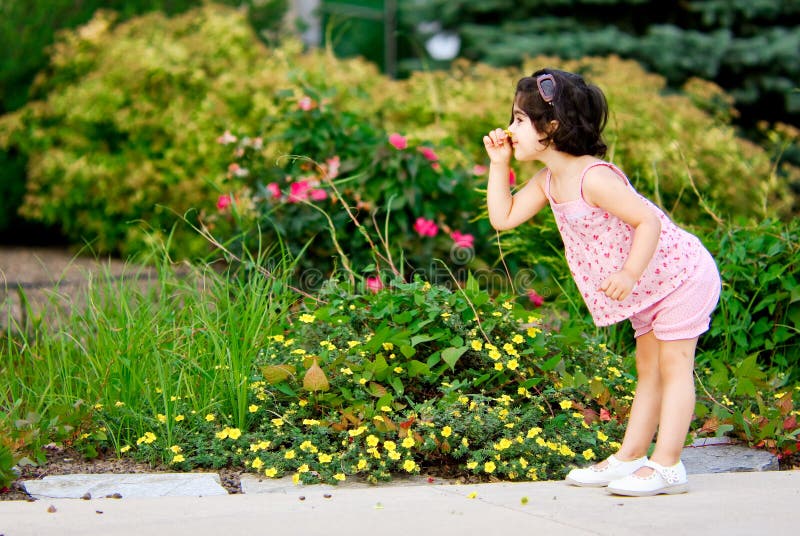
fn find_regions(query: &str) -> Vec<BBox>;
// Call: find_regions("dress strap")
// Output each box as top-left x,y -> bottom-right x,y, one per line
579,161 -> 630,200
544,168 -> 555,202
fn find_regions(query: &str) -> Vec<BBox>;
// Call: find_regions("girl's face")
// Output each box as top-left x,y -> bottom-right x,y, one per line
508,102 -> 548,161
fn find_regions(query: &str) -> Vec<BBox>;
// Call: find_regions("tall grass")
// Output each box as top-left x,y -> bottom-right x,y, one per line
1,248 -> 297,456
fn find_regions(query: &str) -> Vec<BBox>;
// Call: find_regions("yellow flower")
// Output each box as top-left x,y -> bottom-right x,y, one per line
169,445 -> 182,454
526,327 -> 540,338
402,436 -> 415,448
347,340 -> 361,348
318,453 -> 333,463
507,359 -> 519,370
298,464 -> 309,473
494,362 -> 504,371
383,441 -> 397,451
380,405 -> 392,412
519,457 -> 528,468
292,473 -> 300,484
349,426 -> 367,437
470,340 -> 483,351
248,405 -> 259,413
358,378 -> 368,385
382,342 -> 394,351
157,414 -> 167,423
174,414 -> 184,422
114,401 -> 125,407
582,448 -> 596,461
298,313 -> 316,323
215,429 -> 229,440
494,438 -> 513,451
388,451 -> 401,461
422,281 -> 431,291
488,349 -> 501,360
484,461 -> 496,473
251,457 -> 264,470
512,334 -> 524,344
303,419 -> 321,426
366,435 -> 380,447
264,467 -> 278,478
228,428 -> 242,440
403,459 -> 417,472
300,440 -> 318,453
357,459 -> 368,470
492,311 -> 502,317
272,334 -> 285,342
120,445 -> 131,453
441,426 -> 452,438
559,444 -> 576,457
205,413 -> 215,422
340,367 -> 353,375
284,450 -> 296,460
333,473 -> 346,482
559,400 -> 573,410
171,454 -> 185,463
466,461 -> 478,469
136,432 -> 157,445
597,431 -> 608,442
271,418 -> 284,427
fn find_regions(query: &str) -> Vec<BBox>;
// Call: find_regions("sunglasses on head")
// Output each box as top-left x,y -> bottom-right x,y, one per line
536,74 -> 556,104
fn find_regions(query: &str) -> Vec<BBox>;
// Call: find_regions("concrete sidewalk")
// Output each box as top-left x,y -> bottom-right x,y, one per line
2,470 -> 797,536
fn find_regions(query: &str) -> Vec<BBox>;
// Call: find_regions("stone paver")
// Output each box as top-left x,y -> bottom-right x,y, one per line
21,473 -> 227,500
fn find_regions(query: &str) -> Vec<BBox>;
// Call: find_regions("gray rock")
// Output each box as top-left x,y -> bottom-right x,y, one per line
682,443 -> 779,474
22,473 -> 228,499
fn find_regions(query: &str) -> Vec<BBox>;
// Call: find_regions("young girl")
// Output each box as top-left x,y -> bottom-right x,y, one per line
484,69 -> 720,496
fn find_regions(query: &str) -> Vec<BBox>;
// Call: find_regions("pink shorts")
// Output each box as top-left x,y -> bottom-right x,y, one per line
630,249 -> 721,341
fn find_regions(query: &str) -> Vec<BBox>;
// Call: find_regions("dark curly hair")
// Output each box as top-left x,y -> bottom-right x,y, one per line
512,68 -> 608,157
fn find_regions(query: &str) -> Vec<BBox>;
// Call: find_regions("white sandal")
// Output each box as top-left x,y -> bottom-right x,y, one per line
607,460 -> 689,496
565,454 -> 648,487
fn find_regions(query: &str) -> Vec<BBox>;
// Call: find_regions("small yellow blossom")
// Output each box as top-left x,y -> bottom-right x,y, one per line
597,431 -> 608,442
120,445 -> 131,453
466,461 -> 478,469
484,461 -> 496,473
512,334 -> 524,344
264,467 -> 278,478
559,444 -> 576,457
507,359 -> 519,370
251,457 -> 264,470
169,445 -> 182,454
494,362 -> 504,371
488,349 -> 502,360
388,450 -> 401,461
384,440 -> 397,451
441,426 -> 452,438
471,340 -> 483,351
205,413 -> 215,422
271,418 -> 284,427
303,419 -> 321,426
136,432 -> 157,445
298,313 -> 316,323
157,414 -> 167,423
402,436 -> 415,448
284,450 -> 296,460
559,400 -> 573,410
248,405 -> 259,413
380,405 -> 392,412
340,367 -> 353,375
174,414 -> 185,422
357,459 -> 368,470
382,342 -> 394,351
366,435 -> 380,447
171,454 -> 185,463
582,448 -> 596,461
494,438 -> 513,451
333,473 -> 346,482
403,460 -> 417,472
300,440 -> 319,453
394,367 -> 403,373
318,453 -> 333,463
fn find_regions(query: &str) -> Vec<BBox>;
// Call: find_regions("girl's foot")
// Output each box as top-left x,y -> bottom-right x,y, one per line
607,460 -> 689,496
565,454 -> 648,487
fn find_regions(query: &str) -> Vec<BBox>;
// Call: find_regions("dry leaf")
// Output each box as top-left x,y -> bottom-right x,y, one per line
303,359 -> 330,392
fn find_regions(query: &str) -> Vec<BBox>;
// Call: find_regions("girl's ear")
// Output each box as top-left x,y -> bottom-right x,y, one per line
546,120 -> 559,135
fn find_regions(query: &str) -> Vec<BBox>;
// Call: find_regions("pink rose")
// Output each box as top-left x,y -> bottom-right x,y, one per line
288,181 -> 311,203
472,165 -> 488,176
418,147 -> 438,161
527,289 -> 544,307
366,276 -> 384,293
216,194 -> 232,211
326,156 -> 340,179
216,130 -> 237,145
298,96 -> 315,111
266,182 -> 281,199
310,188 -> 328,201
413,217 -> 438,237
388,133 -> 408,150
450,230 -> 474,249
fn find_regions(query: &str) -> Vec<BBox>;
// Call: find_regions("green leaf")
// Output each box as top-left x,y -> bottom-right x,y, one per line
441,346 -> 468,371
540,355 -> 562,372
406,360 -> 431,378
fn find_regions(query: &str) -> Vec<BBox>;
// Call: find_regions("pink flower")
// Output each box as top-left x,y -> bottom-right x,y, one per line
388,133 -> 408,150
366,276 -> 384,293
298,96 -> 316,111
266,182 -> 281,199
227,163 -> 249,178
472,165 -> 487,176
431,162 -> 442,172
413,217 -> 438,237
216,194 -> 232,211
288,181 -> 311,203
450,230 -> 474,249
527,289 -> 544,307
509,168 -> 516,185
326,156 -> 340,179
418,147 -> 438,161
599,408 -> 612,422
310,188 -> 328,201
217,130 -> 237,145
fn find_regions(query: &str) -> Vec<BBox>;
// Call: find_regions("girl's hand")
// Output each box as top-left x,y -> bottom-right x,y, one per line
482,128 -> 512,164
599,270 -> 637,301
